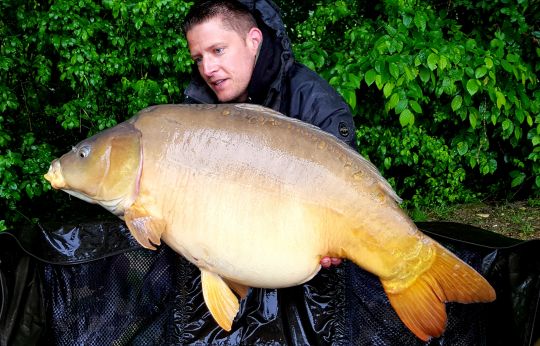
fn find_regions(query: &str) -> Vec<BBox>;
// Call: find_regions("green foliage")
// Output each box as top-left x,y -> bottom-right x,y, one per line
291,0 -> 539,207
1,0 -> 539,230
0,0 -> 193,229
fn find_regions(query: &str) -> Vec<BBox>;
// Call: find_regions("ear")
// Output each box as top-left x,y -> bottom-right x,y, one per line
246,27 -> 263,53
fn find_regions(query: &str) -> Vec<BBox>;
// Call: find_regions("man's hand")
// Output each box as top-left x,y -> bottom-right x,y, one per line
320,256 -> 342,268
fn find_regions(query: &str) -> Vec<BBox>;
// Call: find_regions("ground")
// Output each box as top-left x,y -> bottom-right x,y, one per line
419,200 -> 540,241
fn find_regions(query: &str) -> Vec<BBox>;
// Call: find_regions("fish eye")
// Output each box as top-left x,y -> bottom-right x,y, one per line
77,145 -> 91,158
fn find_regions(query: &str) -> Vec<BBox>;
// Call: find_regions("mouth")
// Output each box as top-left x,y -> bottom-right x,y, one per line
210,78 -> 227,89
44,160 -> 66,190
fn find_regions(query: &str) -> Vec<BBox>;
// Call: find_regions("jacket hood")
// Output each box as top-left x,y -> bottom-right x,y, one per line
184,0 -> 294,108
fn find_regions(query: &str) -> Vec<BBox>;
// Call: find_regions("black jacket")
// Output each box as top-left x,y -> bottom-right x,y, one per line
183,0 -> 357,149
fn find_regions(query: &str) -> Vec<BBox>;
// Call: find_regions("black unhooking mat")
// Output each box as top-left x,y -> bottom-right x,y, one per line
0,220 -> 538,345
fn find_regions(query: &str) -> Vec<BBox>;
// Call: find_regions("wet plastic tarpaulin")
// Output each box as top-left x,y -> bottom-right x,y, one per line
0,220 -> 539,345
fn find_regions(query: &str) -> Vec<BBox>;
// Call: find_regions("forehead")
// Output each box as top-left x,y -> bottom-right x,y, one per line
186,17 -> 243,51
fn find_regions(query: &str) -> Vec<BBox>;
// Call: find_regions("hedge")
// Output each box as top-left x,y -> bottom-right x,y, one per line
0,0 -> 538,230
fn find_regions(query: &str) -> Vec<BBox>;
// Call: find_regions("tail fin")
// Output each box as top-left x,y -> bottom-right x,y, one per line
381,242 -> 496,341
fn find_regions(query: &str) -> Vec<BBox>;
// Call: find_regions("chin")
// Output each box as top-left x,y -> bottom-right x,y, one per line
216,91 -> 244,103
219,96 -> 239,103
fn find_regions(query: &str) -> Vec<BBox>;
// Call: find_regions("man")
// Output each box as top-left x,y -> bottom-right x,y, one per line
182,0 -> 357,151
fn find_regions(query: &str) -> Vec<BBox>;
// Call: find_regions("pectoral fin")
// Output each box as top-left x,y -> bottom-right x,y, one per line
201,269 -> 240,331
224,279 -> 250,300
124,202 -> 166,250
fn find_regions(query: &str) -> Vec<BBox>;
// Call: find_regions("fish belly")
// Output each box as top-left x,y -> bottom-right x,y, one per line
158,175 -> 328,288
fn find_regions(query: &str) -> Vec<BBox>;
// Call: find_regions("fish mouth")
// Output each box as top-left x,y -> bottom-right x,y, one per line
44,159 -> 66,190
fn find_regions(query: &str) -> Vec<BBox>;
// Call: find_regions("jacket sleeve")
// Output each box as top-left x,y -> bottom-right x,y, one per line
286,65 -> 357,149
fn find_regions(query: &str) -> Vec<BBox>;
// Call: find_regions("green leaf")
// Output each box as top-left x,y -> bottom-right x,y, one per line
470,156 -> 477,169
384,157 -> 392,169
491,112 -> 498,126
510,171 -> 525,187
383,82 -> 395,98
402,15 -> 412,28
313,53 -> 325,68
451,95 -> 463,111
427,53 -> 438,71
348,73 -> 361,88
439,55 -> 448,70
375,74 -> 384,90
414,12 -> 427,32
475,66 -> 487,78
365,69 -> 377,86
329,76 -> 340,86
399,109 -> 414,126
342,89 -> 356,109
395,99 -> 408,114
457,142 -> 468,155
465,39 -> 477,50
389,63 -> 399,80
466,79 -> 479,96
507,53 -> 519,63
514,126 -> 522,140
502,119 -> 511,131
469,108 -> 479,129
419,66 -> 430,83
388,93 -> 399,109
410,100 -> 422,113
501,60 -> 513,73
488,159 -> 497,173
496,91 -> 506,109
403,65 -> 415,81
484,57 -> 494,69
516,109 -> 525,124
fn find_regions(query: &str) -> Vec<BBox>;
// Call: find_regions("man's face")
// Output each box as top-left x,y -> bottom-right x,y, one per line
187,17 -> 262,103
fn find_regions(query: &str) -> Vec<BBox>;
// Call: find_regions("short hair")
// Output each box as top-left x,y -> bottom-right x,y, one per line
183,0 -> 258,36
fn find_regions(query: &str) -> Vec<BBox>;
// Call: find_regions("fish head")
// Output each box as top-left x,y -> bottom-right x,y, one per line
44,122 -> 142,215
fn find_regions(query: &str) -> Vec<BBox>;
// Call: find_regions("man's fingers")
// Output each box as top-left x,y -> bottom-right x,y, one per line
320,256 -> 342,268
320,256 -> 332,268
330,258 -> 342,266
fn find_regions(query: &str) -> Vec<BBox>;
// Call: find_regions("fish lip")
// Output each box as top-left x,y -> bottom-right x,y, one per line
44,160 -> 66,189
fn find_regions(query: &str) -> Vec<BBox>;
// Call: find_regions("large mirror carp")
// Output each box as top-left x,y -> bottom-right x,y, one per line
44,103 -> 496,341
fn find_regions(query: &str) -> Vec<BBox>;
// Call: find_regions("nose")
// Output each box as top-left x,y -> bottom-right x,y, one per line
201,56 -> 218,77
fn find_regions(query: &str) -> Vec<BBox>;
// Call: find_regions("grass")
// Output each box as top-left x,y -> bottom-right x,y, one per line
411,198 -> 540,241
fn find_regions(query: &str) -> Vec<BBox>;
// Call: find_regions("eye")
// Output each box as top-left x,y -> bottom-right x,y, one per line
215,47 -> 224,55
77,145 -> 91,158
193,57 -> 202,65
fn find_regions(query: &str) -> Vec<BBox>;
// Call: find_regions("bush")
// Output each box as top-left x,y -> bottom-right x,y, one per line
291,0 -> 539,208
0,0 -> 193,229
0,0 -> 538,230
